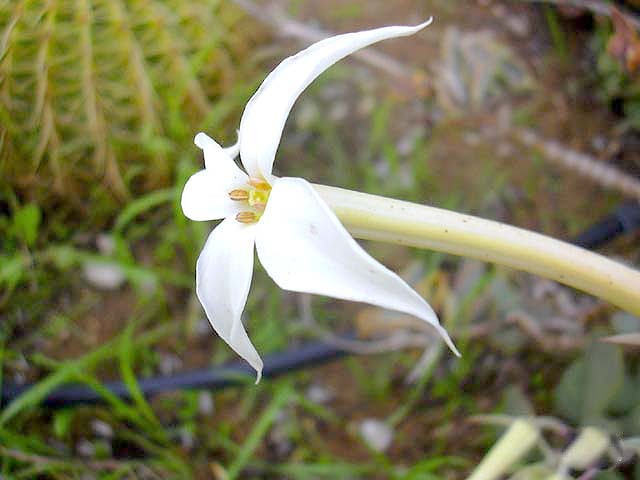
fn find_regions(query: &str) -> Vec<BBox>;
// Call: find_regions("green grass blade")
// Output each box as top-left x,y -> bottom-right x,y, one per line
226,383 -> 293,479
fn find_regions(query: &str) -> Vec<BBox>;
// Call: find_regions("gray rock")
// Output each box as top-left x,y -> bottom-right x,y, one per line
82,262 -> 125,290
358,418 -> 394,453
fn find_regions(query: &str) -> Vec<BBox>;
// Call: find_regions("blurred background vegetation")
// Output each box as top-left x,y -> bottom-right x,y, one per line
1,0 -> 639,478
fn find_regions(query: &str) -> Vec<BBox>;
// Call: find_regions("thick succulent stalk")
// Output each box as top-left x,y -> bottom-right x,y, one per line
316,184 -> 640,316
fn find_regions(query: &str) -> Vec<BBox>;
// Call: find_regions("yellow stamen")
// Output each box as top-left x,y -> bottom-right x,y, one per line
247,177 -> 271,191
235,211 -> 258,224
228,189 -> 249,201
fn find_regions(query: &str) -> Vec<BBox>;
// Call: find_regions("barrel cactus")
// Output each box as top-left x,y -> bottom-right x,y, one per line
0,0 -> 262,211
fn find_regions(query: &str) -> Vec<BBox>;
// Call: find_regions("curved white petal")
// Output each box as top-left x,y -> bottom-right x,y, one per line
195,132 -> 242,172
239,20 -> 433,182
182,133 -> 249,221
222,133 -> 240,159
223,142 -> 240,160
255,177 -> 459,356
196,218 -> 263,379
181,169 -> 247,221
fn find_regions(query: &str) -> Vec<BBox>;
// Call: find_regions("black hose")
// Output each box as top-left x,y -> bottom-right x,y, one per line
0,338 -> 349,408
1,201 -> 639,408
573,201 -> 640,249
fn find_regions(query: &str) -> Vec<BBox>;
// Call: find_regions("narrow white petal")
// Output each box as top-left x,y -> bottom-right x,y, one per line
239,20 -> 433,181
255,177 -> 458,356
223,132 -> 240,159
196,218 -> 263,379
182,133 -> 249,221
223,142 -> 240,160
194,132 -> 243,174
181,169 -> 246,221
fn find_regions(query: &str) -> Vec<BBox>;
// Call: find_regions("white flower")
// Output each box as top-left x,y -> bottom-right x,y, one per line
181,20 -> 458,381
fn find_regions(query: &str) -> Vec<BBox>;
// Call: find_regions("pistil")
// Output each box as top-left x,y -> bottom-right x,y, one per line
248,189 -> 269,209
229,179 -> 272,223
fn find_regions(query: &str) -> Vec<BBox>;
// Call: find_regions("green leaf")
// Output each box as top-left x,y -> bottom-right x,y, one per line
0,255 -> 25,292
52,409 -> 74,439
113,188 -> 175,233
610,312 -> 640,335
10,204 -> 41,248
593,472 -> 624,480
226,384 -> 293,480
554,341 -> 624,427
609,373 -> 638,415
502,385 -> 535,417
399,457 -> 467,480
625,405 -> 640,436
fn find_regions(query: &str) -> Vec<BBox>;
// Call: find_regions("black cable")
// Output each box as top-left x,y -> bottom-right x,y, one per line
0,338 -> 350,408
573,201 -> 640,249
1,201 -> 639,408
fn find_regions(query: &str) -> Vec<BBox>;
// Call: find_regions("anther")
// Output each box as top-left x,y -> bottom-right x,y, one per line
228,189 -> 249,201
235,211 -> 258,223
247,177 -> 271,191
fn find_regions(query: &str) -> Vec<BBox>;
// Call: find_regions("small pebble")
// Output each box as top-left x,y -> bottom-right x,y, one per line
591,136 -> 606,152
12,372 -> 26,385
180,428 -> 195,450
329,102 -> 349,122
306,384 -> 333,404
505,15 -> 530,37
374,157 -> 390,178
159,353 -> 183,376
76,439 -> 95,458
96,234 -> 115,255
82,262 -> 125,290
269,410 -> 293,458
91,419 -> 113,439
358,418 -> 394,453
198,391 -> 215,416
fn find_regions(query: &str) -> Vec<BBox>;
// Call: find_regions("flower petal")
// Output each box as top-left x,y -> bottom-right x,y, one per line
223,141 -> 240,160
181,133 -> 249,221
255,177 -> 459,356
239,20 -> 433,182
196,218 -> 263,379
222,132 -> 240,159
181,169 -> 246,221
194,132 -> 243,174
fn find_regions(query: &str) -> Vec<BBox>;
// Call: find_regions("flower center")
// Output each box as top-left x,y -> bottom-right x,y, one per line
229,177 -> 272,224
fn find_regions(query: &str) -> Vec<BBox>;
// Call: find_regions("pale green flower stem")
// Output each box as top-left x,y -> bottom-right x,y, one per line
464,419 -> 539,480
315,185 -> 640,316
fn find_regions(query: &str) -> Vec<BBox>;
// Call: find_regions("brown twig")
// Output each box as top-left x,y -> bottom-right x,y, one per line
514,128 -> 640,201
231,0 -> 431,95
506,310 -> 588,351
234,0 -> 640,201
